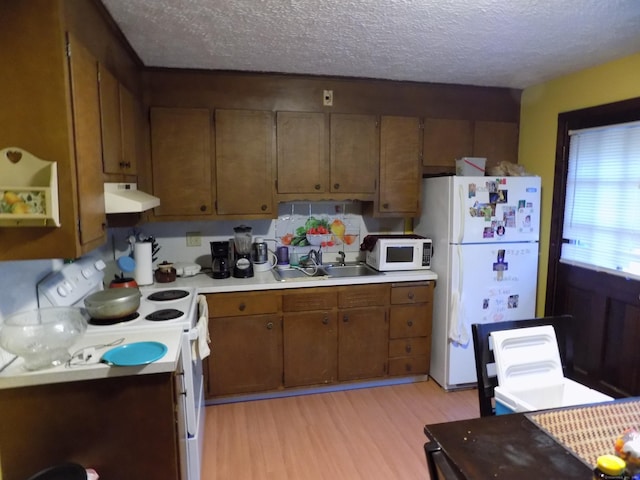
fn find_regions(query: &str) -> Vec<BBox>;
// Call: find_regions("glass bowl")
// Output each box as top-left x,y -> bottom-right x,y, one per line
0,307 -> 88,370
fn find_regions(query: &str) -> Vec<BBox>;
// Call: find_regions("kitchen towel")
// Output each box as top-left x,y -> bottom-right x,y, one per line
133,242 -> 154,286
194,295 -> 211,360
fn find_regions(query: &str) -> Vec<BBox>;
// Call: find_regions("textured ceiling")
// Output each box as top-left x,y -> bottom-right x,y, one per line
101,0 -> 640,89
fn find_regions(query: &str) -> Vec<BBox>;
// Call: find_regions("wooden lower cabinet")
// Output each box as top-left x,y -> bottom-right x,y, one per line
205,282 -> 433,399
0,374 -> 181,480
388,281 -> 434,376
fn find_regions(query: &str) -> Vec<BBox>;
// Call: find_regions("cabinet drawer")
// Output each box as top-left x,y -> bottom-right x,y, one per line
389,305 -> 431,338
283,288 -> 337,312
389,337 -> 430,358
388,355 -> 429,376
391,283 -> 432,304
338,284 -> 389,308
207,292 -> 279,318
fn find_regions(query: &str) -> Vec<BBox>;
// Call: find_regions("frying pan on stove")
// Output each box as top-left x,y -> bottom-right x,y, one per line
84,288 -> 141,319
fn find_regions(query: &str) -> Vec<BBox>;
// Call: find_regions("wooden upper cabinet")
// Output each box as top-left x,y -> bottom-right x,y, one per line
423,118 -> 473,172
98,65 -> 138,175
150,107 -> 213,216
330,114 -> 378,194
276,111 -> 327,194
473,120 -> 519,167
67,33 -> 106,248
378,116 -> 421,215
215,109 -> 274,216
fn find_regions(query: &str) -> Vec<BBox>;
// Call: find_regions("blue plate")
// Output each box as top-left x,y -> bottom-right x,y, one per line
101,341 -> 167,366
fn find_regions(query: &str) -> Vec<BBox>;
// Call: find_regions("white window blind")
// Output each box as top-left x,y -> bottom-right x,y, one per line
561,120 -> 640,279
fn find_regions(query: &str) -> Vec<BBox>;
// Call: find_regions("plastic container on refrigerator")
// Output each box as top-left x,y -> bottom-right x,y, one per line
490,326 -> 613,414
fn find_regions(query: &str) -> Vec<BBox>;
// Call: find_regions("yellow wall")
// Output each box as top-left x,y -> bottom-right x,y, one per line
519,53 -> 640,314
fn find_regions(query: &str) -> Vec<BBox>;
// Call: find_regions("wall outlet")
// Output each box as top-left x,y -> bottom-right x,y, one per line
186,231 -> 201,247
323,89 -> 333,106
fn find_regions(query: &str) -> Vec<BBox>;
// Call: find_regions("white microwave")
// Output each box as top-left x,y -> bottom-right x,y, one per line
365,237 -> 432,271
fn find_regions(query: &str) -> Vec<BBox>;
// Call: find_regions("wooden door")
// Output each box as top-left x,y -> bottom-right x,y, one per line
378,115 -> 421,215
276,111 -> 327,194
215,109 -> 274,216
67,33 -> 106,247
209,314 -> 283,396
283,311 -> 338,387
150,107 -> 213,216
330,114 -> 378,194
422,118 -> 473,172
338,307 -> 388,381
473,120 -> 519,167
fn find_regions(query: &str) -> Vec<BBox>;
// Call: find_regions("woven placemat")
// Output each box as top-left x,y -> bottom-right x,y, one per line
526,400 -> 640,468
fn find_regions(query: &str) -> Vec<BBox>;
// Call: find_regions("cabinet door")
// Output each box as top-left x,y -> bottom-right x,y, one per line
283,311 -> 337,387
473,120 -> 519,166
209,314 -> 283,396
150,107 -> 213,216
99,66 -> 139,176
67,34 -> 106,247
98,65 -> 122,174
338,307 -> 388,381
423,118 -> 474,171
378,115 -> 421,215
330,114 -> 378,194
276,111 -> 327,194
118,83 -> 138,175
215,109 -> 274,216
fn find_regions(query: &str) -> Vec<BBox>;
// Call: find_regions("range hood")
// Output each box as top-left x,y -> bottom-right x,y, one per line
104,183 -> 160,214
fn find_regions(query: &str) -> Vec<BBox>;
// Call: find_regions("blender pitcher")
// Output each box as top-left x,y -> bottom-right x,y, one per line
233,225 -> 254,278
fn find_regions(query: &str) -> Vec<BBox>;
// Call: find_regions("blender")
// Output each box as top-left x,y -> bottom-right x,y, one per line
233,225 -> 254,278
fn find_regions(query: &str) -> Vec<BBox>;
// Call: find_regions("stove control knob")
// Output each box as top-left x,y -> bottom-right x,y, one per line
57,284 -> 69,297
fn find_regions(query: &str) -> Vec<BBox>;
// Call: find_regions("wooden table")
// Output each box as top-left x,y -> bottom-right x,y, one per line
424,412 -> 591,479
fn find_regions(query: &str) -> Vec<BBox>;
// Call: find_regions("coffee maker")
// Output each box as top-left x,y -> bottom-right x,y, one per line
233,225 -> 254,278
210,241 -> 231,279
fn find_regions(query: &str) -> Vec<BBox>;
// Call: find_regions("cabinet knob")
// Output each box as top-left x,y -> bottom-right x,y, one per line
405,363 -> 413,372
266,322 -> 274,330
334,183 -> 340,190
238,302 -> 246,312
408,292 -> 415,300
407,320 -> 414,327
343,314 -> 349,323
322,315 -> 329,325
382,203 -> 389,209
405,344 -> 412,353
200,205 -> 207,212
315,184 -> 321,190
261,204 -> 267,211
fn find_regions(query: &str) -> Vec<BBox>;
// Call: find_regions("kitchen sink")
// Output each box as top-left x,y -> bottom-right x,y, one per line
271,263 -> 382,282
323,263 -> 382,278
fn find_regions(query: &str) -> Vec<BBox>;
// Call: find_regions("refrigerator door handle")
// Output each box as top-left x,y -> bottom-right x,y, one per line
457,184 -> 465,243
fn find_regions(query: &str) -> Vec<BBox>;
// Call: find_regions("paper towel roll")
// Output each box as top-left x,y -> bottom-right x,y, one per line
134,242 -> 154,286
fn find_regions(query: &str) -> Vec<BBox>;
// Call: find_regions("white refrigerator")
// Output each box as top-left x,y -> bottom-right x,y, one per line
414,175 -> 542,390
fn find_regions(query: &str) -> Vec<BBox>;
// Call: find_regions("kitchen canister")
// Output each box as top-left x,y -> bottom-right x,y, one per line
133,242 -> 154,286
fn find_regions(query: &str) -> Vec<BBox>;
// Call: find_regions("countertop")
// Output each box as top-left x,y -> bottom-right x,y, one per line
164,266 -> 438,293
0,325 -> 183,390
0,267 -> 437,390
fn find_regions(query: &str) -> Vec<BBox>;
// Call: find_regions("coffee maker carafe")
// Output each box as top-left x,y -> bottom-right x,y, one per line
210,241 -> 231,279
233,225 -> 254,278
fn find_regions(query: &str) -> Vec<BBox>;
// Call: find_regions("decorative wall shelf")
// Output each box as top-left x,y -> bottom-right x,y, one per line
0,147 -> 60,227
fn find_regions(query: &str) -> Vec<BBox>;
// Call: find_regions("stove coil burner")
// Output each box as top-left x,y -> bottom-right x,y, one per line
145,309 -> 184,321
147,290 -> 190,302
89,312 -> 140,326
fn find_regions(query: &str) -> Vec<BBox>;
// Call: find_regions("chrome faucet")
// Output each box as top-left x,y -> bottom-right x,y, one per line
308,248 -> 322,265
338,250 -> 346,266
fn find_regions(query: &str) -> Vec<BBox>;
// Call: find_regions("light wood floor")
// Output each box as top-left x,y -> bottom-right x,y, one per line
201,380 -> 478,480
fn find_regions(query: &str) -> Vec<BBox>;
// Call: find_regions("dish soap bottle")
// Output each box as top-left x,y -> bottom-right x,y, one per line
593,454 -> 628,479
